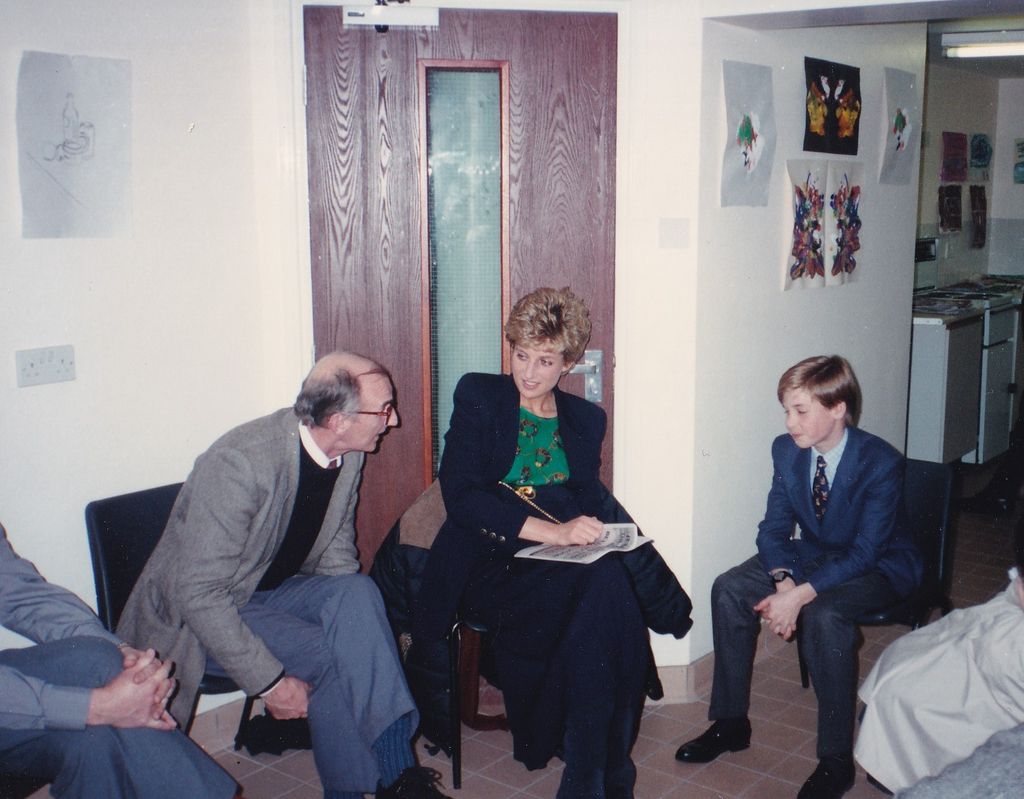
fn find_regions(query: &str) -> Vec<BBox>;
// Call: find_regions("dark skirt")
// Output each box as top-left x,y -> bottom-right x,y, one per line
460,552 -> 649,795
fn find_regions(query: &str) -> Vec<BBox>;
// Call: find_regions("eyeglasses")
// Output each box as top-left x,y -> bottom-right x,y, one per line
351,402 -> 395,420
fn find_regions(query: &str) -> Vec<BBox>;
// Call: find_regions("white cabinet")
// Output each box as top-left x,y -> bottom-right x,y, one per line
963,305 -> 1019,463
906,315 -> 983,463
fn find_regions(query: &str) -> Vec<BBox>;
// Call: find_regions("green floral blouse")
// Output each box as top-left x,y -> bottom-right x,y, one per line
503,407 -> 570,486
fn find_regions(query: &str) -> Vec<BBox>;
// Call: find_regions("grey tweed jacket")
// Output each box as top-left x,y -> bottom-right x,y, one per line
117,408 -> 364,725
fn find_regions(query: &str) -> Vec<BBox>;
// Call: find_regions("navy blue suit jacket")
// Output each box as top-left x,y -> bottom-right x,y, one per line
756,427 -> 922,599
415,373 -> 611,638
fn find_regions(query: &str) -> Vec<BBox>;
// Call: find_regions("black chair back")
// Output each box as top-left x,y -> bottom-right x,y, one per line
799,457 -> 956,688
85,483 -> 183,631
903,458 -> 956,603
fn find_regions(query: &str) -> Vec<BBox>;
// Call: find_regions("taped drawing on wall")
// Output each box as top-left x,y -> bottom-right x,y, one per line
785,160 -> 864,291
786,160 -> 827,288
17,50 -> 132,238
721,60 -> 777,207
879,68 -> 918,185
827,162 -> 862,280
940,132 -> 968,182
803,57 -> 861,156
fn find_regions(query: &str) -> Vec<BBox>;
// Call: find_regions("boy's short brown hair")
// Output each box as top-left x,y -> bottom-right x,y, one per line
777,355 -> 861,425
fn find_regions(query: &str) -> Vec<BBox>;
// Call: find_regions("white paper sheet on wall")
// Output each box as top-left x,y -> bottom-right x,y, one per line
16,50 -> 132,238
878,67 -> 918,186
720,60 -> 777,207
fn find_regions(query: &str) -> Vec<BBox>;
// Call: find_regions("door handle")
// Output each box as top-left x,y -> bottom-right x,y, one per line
569,349 -> 603,404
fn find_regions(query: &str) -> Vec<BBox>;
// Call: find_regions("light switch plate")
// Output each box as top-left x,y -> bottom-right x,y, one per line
15,345 -> 76,387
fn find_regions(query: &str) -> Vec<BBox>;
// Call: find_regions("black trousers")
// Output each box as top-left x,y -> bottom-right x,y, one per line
461,554 -> 648,799
708,555 -> 898,758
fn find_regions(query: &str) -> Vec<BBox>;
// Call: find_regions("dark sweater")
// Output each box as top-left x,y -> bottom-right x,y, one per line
257,445 -> 341,592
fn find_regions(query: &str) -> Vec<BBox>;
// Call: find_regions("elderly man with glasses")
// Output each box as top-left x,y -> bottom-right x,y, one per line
119,351 -> 450,799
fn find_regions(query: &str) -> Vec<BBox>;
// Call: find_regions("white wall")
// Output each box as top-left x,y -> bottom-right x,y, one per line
991,78 -> 1024,275
916,62 -> 999,284
0,0 -> 309,651
0,0 -> 963,680
687,19 -> 927,658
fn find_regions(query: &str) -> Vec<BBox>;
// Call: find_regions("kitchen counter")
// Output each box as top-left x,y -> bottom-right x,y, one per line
908,277 -> 1024,464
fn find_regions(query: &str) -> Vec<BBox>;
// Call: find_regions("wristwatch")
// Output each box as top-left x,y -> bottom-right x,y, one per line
771,569 -> 794,583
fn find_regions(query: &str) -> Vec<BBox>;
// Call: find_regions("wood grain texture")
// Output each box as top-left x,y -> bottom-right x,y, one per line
305,8 -> 617,566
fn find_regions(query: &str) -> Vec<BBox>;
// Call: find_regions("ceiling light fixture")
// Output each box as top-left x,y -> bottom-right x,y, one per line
942,30 -> 1024,59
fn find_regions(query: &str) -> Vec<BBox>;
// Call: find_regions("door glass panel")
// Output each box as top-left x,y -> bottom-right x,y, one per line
425,67 -> 502,473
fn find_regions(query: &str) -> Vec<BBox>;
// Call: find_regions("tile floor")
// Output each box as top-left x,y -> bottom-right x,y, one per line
94,477 -> 1024,799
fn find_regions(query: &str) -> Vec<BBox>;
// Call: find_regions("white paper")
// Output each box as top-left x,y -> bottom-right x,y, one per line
17,50 -> 132,238
721,60 -> 777,207
514,523 -> 652,564
879,68 -> 919,186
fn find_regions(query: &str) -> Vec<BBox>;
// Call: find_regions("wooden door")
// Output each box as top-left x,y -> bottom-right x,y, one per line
304,8 -> 617,567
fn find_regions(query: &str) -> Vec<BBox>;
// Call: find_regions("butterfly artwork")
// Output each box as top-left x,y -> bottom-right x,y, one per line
803,57 -> 861,156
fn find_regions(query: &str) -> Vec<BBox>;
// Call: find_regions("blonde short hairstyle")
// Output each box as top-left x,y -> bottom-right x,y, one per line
504,287 -> 592,365
777,355 -> 861,425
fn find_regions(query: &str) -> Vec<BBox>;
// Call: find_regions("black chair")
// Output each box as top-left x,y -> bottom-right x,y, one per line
447,618 -> 507,789
798,458 -> 956,688
84,482 -> 256,748
0,773 -> 48,799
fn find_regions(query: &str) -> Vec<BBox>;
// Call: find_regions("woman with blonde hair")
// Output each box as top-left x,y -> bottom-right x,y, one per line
413,287 -> 691,799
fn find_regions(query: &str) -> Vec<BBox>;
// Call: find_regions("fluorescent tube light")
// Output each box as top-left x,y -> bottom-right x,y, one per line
942,30 -> 1024,59
343,5 -> 439,28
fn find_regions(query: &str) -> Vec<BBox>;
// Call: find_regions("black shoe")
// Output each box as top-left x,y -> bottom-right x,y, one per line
674,718 -> 751,763
797,755 -> 855,799
376,767 -> 452,799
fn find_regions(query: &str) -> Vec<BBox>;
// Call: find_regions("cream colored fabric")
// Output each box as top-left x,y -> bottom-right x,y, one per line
855,580 -> 1024,792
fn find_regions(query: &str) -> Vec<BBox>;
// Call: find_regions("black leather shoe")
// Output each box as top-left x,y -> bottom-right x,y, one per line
674,718 -> 751,763
797,755 -> 855,799
376,767 -> 452,799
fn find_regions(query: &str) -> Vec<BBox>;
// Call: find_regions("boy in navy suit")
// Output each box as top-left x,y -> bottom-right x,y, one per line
675,355 -> 922,799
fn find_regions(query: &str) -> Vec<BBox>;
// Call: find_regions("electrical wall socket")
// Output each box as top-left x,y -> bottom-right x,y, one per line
15,345 -> 76,387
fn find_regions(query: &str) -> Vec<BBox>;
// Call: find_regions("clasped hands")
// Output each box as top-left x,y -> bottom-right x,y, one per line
753,579 -> 817,641
86,646 -> 177,730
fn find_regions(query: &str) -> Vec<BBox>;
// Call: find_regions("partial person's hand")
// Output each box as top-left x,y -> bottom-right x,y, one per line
87,649 -> 177,730
753,582 -> 816,641
555,515 -> 604,546
118,645 -> 146,672
263,676 -> 311,720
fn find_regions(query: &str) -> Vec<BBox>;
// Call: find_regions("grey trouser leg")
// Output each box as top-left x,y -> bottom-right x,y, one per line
0,637 -> 237,799
239,573 -> 418,793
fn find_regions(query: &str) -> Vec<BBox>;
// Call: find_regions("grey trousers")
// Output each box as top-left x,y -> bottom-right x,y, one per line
709,555 -> 897,758
0,637 -> 236,799
224,573 -> 418,793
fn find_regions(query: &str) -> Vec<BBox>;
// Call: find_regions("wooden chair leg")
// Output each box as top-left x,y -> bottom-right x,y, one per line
457,627 -> 507,731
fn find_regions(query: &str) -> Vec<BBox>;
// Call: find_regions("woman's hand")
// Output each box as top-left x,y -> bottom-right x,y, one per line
519,514 -> 604,546
554,516 -> 604,546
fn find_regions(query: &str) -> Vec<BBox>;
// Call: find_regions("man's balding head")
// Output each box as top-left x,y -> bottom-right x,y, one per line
293,351 -> 389,428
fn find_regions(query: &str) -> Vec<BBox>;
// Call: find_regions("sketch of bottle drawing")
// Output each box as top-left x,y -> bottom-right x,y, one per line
44,93 -> 95,162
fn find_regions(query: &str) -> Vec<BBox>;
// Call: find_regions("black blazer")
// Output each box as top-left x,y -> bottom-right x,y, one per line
414,372 -> 691,641
415,373 -> 606,637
